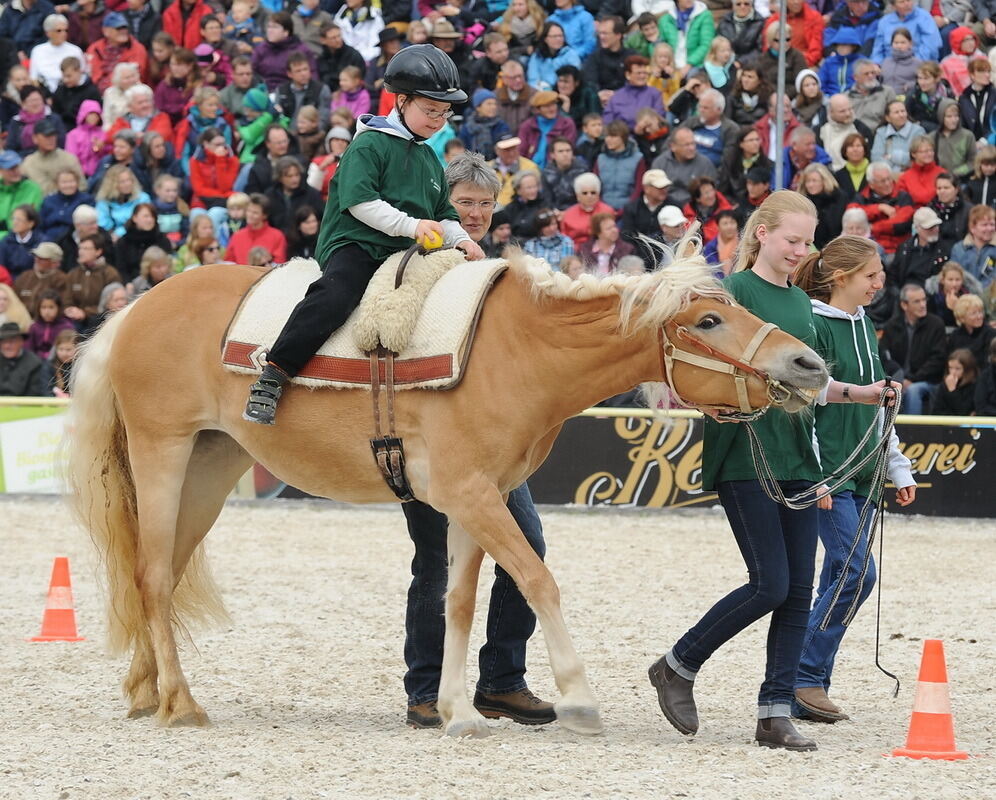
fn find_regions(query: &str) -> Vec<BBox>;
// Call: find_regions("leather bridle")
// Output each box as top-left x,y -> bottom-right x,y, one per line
658,316 -> 795,421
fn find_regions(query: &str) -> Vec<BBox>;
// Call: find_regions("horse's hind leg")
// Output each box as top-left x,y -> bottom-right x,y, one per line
437,526 -> 490,738
128,433 -> 209,727
446,485 -> 603,736
123,432 -> 253,720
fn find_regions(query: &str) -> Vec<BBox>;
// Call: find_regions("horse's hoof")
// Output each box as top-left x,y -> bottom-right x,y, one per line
164,708 -> 211,728
126,705 -> 157,719
445,719 -> 492,739
556,705 -> 604,736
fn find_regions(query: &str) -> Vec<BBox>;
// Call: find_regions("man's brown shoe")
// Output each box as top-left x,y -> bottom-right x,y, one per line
473,688 -> 556,725
756,717 -> 818,751
406,701 -> 442,729
795,687 -> 849,723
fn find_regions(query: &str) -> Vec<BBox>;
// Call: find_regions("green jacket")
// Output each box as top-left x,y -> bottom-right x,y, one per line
316,111 -> 460,264
701,269 -> 823,491
237,111 -> 291,165
623,31 -> 659,59
810,300 -> 914,498
0,178 -> 43,240
658,1 -> 715,69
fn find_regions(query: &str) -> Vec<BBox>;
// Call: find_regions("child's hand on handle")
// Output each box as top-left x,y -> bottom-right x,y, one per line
456,239 -> 486,260
850,379 -> 902,406
415,220 -> 444,249
815,485 -> 833,510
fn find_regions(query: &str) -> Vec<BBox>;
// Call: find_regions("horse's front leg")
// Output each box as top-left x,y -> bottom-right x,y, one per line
445,485 -> 603,736
437,525 -> 489,737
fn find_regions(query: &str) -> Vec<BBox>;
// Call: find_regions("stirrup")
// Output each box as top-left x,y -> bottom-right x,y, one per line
243,378 -> 284,425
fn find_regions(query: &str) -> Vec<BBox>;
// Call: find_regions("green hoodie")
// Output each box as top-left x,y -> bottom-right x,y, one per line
0,177 -> 43,240
810,299 -> 914,498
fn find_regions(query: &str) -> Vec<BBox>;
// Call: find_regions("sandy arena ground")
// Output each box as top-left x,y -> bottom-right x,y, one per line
1,497 -> 993,799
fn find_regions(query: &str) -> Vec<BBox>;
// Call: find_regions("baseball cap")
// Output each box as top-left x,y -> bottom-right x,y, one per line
32,242 -> 65,261
643,169 -> 672,189
34,118 -> 59,137
657,206 -> 686,227
530,90 -> 559,108
495,135 -> 521,149
913,206 -> 942,228
103,11 -> 128,28
0,150 -> 23,169
745,165 -> 772,184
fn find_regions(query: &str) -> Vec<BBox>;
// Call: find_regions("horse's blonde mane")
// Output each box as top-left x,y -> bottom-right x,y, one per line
507,235 -> 729,333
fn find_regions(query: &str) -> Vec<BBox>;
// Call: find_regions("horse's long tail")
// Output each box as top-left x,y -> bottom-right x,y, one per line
65,304 -> 229,655
64,304 -> 142,654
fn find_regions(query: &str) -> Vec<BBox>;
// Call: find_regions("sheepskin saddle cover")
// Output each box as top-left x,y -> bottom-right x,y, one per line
222,252 -> 509,389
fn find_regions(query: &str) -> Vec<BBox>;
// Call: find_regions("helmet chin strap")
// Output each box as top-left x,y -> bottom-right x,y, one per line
394,97 -> 428,142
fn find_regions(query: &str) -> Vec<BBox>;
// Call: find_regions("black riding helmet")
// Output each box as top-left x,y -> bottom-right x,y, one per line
384,44 -> 468,105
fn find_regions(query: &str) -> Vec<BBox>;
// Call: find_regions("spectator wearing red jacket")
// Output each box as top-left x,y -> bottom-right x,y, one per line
763,0 -> 826,68
682,176 -> 736,244
848,162 -> 915,254
896,135 -> 946,207
189,128 -> 240,218
226,193 -> 287,264
162,0 -> 213,50
86,12 -> 149,91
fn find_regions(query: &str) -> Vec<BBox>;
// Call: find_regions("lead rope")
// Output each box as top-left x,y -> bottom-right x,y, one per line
873,489 -> 902,697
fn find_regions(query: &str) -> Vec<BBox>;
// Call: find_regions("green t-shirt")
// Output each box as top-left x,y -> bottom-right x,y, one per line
812,312 -> 885,498
701,269 -> 824,491
315,125 -> 459,264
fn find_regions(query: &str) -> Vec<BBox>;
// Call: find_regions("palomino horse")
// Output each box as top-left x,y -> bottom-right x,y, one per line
65,252 -> 828,738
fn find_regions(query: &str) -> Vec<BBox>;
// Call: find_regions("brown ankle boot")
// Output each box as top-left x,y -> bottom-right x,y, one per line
756,717 -> 818,751
795,687 -> 849,723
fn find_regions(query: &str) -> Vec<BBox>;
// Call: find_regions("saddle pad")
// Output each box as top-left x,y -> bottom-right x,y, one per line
222,255 -> 509,389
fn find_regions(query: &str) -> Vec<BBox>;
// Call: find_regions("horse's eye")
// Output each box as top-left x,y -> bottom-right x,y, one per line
697,314 -> 721,330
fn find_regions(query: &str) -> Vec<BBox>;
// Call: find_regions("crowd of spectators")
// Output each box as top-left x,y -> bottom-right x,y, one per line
1,0 -> 995,413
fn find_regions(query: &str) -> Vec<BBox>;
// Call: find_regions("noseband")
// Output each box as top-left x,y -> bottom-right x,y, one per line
659,318 -> 794,421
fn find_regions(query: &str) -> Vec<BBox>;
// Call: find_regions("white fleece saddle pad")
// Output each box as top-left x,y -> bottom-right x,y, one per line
222,253 -> 509,389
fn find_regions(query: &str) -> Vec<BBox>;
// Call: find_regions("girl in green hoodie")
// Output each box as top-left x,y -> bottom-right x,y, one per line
792,235 -> 916,724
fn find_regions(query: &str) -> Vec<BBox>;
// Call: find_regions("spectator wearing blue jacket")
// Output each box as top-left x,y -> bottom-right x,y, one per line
871,0 -> 942,62
781,127 -> 832,190
39,170 -> 94,241
527,23 -> 583,91
548,0 -> 597,61
0,0 -> 55,60
826,0 -> 883,56
820,27 -> 864,95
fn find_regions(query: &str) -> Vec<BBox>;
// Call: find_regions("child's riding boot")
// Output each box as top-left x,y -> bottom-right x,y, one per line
243,364 -> 289,425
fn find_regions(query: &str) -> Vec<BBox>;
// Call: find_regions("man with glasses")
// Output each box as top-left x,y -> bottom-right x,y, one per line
29,14 -> 87,93
403,151 -> 555,731
495,60 -> 536,136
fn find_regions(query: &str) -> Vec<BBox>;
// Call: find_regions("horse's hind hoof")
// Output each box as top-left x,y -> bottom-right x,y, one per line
126,705 -> 157,719
556,705 -> 604,736
162,708 -> 211,728
445,719 -> 492,739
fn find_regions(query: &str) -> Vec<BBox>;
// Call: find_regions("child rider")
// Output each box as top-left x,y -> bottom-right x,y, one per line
244,45 -> 484,424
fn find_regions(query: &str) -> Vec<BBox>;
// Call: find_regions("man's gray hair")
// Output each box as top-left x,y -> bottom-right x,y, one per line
867,160 -> 894,180
445,152 -> 500,198
73,204 -> 98,224
841,207 -> 869,230
125,83 -> 154,102
789,125 -> 816,145
700,88 -> 726,113
44,14 -> 69,32
853,59 -> 876,74
900,283 -> 926,302
573,172 -> 601,194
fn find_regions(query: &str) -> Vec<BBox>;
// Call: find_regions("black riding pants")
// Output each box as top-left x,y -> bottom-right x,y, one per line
266,244 -> 382,378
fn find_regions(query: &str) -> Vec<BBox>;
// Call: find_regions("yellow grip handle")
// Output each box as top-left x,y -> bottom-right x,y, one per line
419,230 -> 444,251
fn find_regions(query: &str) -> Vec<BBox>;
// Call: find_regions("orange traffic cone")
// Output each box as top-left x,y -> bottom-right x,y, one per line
30,557 -> 85,642
890,639 -> 967,760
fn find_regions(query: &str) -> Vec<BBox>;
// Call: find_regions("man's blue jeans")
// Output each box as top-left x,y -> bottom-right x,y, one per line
794,491 -> 876,702
668,480 -> 818,718
903,381 -> 937,415
402,483 -> 545,706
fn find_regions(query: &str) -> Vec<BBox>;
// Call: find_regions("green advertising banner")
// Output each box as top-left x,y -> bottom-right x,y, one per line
0,406 -> 68,493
